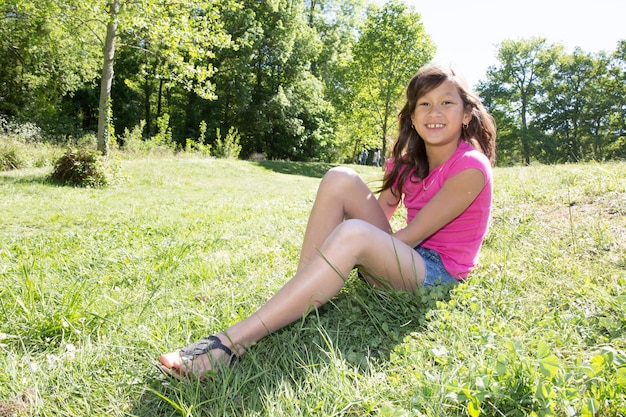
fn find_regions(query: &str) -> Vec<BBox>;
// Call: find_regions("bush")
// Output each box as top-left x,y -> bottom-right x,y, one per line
0,141 -> 27,170
153,114 -> 174,150
0,114 -> 43,143
212,126 -> 242,159
0,138 -> 64,170
119,119 -> 178,156
50,148 -> 117,187
185,120 -> 212,156
119,120 -> 145,152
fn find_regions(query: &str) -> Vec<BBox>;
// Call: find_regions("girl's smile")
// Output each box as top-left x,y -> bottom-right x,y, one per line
412,79 -> 472,150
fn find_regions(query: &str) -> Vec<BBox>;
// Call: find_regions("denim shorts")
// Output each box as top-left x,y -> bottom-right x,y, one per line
414,246 -> 459,287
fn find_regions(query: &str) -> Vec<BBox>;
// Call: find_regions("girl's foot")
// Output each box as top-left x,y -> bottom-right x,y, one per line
158,334 -> 240,379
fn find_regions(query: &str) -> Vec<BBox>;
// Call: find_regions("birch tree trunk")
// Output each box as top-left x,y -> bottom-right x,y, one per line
97,0 -> 121,156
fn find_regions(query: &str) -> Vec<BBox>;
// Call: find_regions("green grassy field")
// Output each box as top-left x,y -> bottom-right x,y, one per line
1,157 -> 624,416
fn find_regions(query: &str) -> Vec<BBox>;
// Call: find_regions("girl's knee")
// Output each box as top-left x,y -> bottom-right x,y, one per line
323,166 -> 356,180
320,167 -> 360,192
332,219 -> 372,245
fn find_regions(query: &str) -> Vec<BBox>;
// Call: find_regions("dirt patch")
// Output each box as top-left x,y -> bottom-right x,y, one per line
0,389 -> 34,417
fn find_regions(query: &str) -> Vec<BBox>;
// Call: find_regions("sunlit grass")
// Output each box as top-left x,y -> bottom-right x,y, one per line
0,158 -> 624,416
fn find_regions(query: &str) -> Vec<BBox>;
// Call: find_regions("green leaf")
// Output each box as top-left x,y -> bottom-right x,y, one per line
539,354 -> 560,379
535,380 -> 554,401
590,354 -> 606,375
582,365 -> 597,378
616,366 -> 626,388
378,404 -> 409,417
467,399 -> 481,417
537,340 -> 549,359
495,360 -> 508,376
581,397 -> 598,417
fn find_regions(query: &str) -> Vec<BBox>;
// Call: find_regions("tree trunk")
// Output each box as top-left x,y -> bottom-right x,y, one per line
157,78 -> 163,120
97,0 -> 121,156
381,101 -> 389,164
143,74 -> 151,139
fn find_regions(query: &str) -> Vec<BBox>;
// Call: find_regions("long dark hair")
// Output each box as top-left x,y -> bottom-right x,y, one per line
381,65 -> 496,197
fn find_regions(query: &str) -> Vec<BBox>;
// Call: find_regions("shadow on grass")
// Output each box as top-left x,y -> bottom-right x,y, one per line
0,169 -> 113,189
133,277 -> 455,416
251,160 -> 337,178
0,170 -> 50,186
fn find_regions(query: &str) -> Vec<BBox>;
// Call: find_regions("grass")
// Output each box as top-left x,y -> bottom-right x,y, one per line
0,156 -> 624,416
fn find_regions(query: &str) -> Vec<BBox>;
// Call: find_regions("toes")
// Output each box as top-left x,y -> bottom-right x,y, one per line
157,362 -> 183,379
159,351 -> 181,369
158,338 -> 235,380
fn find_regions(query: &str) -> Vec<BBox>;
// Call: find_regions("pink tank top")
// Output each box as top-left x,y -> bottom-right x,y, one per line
390,141 -> 493,279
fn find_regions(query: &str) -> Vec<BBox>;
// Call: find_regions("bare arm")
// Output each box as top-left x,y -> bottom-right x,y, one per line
392,168 -> 485,247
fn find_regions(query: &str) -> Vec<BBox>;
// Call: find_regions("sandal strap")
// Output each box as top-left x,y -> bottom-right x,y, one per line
179,335 -> 238,365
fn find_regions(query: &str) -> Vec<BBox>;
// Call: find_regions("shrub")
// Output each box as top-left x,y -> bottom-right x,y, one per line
0,114 -> 43,143
50,148 -> 117,187
120,119 -> 177,156
212,126 -> 242,159
185,120 -> 212,156
69,132 -> 98,149
0,141 -> 27,170
120,120 -> 146,152
153,114 -> 174,150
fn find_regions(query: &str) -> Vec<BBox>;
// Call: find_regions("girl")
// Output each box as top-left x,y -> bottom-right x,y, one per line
159,64 -> 496,378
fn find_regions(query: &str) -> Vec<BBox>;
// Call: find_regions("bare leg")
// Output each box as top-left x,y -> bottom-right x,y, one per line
222,219 -> 424,342
297,167 -> 391,272
160,169 -> 422,377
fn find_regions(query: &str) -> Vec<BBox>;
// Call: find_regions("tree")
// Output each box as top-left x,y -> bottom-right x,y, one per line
480,38 -> 626,164
606,40 -> 626,159
0,0 -> 103,134
97,0 -> 120,155
349,0 -> 434,159
479,38 -> 560,165
108,0 -> 359,160
198,0 -> 337,160
96,0 -> 233,155
538,49 -> 611,162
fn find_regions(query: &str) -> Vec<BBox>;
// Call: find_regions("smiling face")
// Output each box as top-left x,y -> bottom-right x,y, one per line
411,79 -> 472,151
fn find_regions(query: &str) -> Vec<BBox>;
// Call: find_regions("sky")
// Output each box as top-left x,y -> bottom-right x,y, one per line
403,0 -> 626,86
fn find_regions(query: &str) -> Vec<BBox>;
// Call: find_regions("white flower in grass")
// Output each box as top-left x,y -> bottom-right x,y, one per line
65,343 -> 76,360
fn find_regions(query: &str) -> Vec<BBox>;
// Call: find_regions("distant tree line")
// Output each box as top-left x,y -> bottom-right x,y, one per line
478,38 -> 626,165
1,0 -> 624,164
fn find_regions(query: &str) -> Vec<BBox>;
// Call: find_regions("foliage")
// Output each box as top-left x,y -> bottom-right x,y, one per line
479,38 -> 626,165
0,0 -> 103,135
49,147 -> 118,187
119,120 -> 146,153
152,114 -> 175,150
349,0 -> 435,158
212,126 -> 242,159
0,116 -> 63,169
1,1 -> 625,163
185,121 -> 212,156
0,115 -> 43,143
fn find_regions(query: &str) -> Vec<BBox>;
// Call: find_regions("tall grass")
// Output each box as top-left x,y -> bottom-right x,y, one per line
0,158 -> 624,416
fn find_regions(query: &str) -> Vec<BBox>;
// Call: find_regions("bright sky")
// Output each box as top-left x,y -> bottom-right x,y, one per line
403,0 -> 626,87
